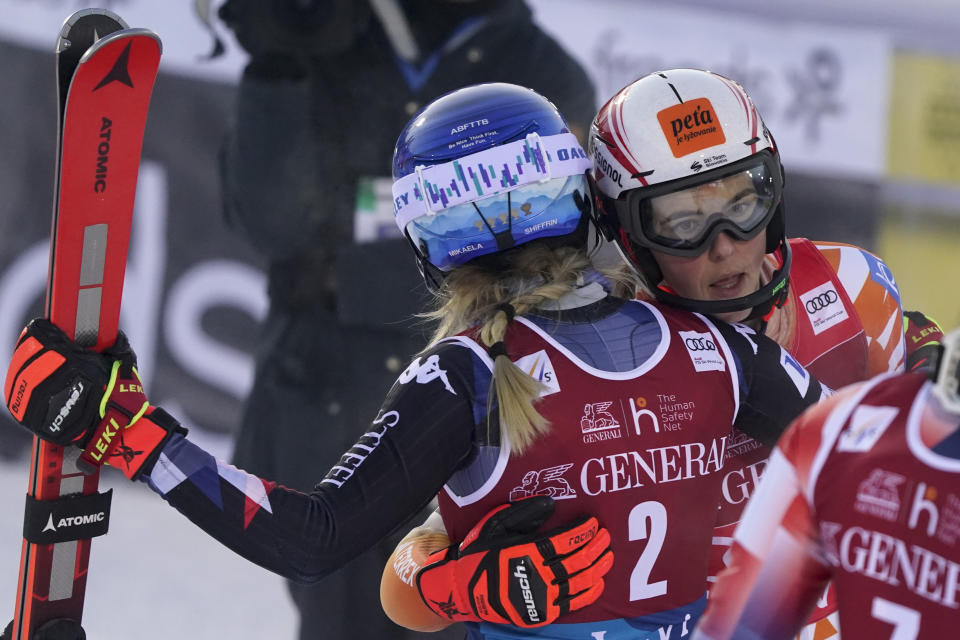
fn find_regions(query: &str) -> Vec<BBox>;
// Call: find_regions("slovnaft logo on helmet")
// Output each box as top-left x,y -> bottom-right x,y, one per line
657,98 -> 725,158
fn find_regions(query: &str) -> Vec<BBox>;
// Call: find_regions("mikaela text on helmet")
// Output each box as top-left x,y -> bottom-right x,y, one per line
656,98 -> 726,158
94,116 -> 113,193
448,243 -> 484,258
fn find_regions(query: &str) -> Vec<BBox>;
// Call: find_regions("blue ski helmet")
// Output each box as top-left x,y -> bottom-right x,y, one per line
392,83 -> 593,290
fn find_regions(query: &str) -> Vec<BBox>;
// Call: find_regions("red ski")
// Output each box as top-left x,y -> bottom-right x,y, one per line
9,10 -> 161,639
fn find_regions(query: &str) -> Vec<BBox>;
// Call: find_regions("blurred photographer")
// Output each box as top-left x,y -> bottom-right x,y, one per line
217,1 -> 595,638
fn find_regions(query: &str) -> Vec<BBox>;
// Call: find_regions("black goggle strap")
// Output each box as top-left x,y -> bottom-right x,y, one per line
473,191 -> 515,251
404,228 -> 447,294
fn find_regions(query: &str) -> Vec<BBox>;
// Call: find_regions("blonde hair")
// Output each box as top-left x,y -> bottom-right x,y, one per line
421,243 -> 639,454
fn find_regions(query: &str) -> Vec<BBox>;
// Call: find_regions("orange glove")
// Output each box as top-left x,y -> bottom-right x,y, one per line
416,497 -> 612,628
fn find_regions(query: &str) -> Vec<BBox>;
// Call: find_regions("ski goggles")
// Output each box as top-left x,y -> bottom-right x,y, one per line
401,173 -> 589,272
616,151 -> 783,257
392,132 -> 592,271
392,132 -> 591,230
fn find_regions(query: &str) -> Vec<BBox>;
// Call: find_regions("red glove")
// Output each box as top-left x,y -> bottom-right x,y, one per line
5,318 -> 183,479
416,496 -> 613,628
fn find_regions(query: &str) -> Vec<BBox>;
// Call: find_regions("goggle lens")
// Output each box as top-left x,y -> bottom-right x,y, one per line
629,158 -> 780,256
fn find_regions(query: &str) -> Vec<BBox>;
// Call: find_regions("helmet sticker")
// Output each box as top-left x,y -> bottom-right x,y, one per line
656,98 -> 726,158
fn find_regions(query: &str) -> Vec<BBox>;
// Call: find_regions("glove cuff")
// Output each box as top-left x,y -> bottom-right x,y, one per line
416,547 -> 511,625
415,549 -> 478,624
82,406 -> 186,480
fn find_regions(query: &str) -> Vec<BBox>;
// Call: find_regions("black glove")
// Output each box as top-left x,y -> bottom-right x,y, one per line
5,318 -> 131,447
4,318 -> 184,479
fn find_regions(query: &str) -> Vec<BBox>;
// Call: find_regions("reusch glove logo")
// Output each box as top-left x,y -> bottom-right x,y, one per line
508,557 -> 546,625
47,379 -> 85,434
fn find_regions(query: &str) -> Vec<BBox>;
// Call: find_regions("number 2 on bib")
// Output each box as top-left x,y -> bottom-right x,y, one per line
629,500 -> 668,600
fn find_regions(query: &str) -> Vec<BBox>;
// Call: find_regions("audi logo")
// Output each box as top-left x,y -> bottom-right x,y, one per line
805,290 -> 839,313
685,337 -> 717,351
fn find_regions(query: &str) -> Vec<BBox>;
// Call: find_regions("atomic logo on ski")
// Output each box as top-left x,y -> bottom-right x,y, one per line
93,41 -> 134,91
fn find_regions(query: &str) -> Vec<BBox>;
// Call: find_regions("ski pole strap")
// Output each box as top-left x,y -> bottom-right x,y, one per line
22,490 -> 112,544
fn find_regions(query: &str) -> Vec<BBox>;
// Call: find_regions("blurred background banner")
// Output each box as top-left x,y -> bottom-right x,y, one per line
527,0 -> 891,179
878,50 -> 960,330
888,52 -> 960,186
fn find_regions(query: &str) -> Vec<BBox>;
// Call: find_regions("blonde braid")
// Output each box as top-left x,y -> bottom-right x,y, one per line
419,243 -> 639,453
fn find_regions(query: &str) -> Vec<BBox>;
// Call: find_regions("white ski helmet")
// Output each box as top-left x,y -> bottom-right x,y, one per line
591,68 -> 790,319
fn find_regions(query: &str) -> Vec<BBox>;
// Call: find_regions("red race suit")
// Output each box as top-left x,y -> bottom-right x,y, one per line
695,371 -> 960,640
711,238 -> 911,637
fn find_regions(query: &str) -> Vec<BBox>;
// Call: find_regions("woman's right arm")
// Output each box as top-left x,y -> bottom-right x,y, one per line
144,343 -> 482,583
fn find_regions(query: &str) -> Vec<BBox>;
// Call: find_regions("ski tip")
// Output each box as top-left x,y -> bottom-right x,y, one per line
57,8 -> 129,54
77,28 -> 164,63
60,8 -> 129,34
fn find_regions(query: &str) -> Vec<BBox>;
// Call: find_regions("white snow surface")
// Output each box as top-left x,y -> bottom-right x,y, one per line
0,432 -> 297,639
